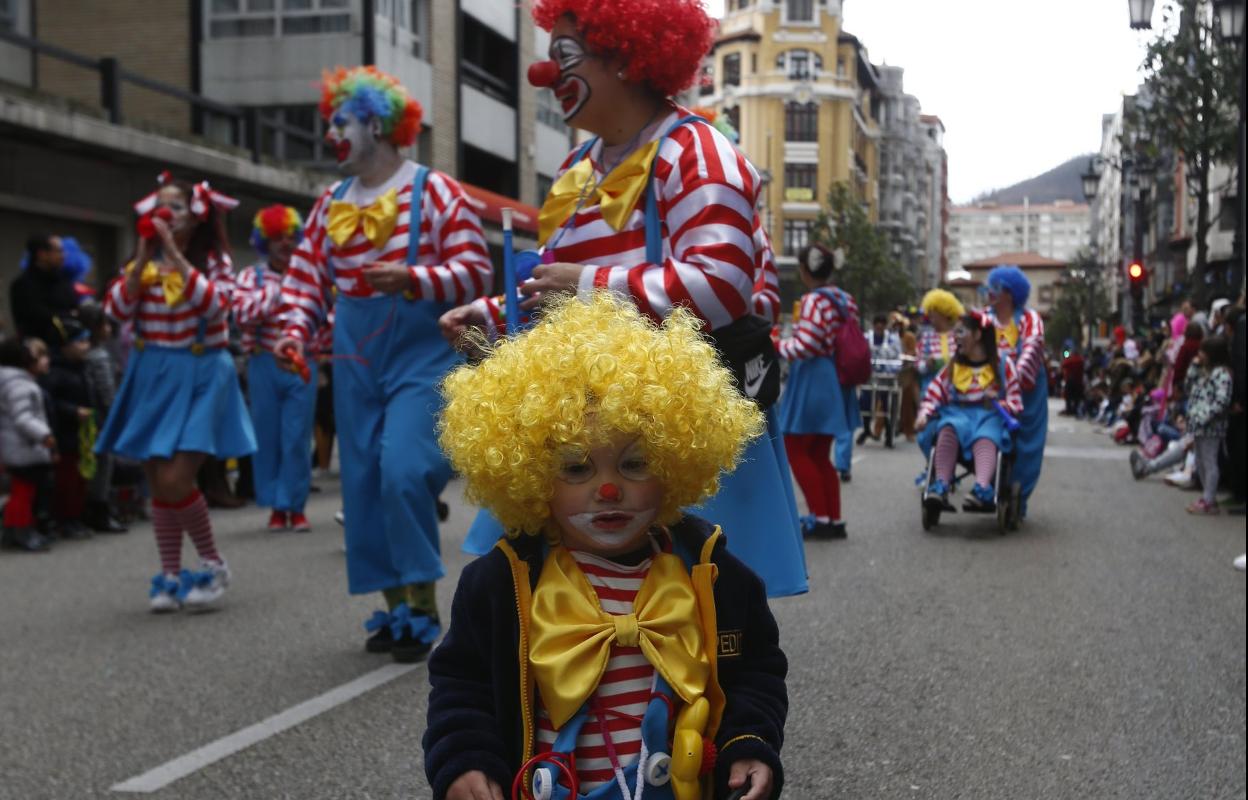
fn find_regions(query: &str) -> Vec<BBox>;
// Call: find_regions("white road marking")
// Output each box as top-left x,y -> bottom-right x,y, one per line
1044,446 -> 1125,461
110,663 -> 419,793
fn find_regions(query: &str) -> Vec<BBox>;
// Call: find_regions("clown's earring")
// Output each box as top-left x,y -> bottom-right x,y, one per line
617,70 -> 626,80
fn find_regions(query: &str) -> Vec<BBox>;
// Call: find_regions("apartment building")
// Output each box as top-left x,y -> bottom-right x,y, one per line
948,199 -> 1090,272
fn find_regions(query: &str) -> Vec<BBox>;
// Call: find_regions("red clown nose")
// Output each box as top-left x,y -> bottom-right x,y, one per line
528,60 -> 560,88
597,482 -> 621,502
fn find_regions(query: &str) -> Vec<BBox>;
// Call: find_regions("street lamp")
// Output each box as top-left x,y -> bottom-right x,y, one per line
1082,160 -> 1100,201
1213,0 -> 1245,295
1128,0 -> 1155,29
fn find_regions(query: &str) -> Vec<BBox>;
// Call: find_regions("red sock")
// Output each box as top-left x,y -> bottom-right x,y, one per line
150,499 -> 184,575
175,490 -> 221,565
3,477 -> 36,528
934,427 -> 960,484
786,434 -> 829,518
817,435 -> 842,522
972,439 -> 997,487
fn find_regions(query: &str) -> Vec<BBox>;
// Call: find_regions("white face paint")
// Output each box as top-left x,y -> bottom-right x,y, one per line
548,436 -> 666,557
325,109 -> 378,176
564,508 -> 658,549
549,36 -> 591,121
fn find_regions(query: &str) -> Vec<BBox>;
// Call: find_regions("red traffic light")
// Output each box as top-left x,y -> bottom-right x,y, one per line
1127,261 -> 1146,282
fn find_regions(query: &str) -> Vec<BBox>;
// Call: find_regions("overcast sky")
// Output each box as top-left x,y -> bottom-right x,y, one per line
705,0 -> 1156,203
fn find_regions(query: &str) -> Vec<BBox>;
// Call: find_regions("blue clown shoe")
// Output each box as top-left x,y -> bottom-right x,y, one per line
148,572 -> 181,614
364,609 -> 394,653
963,483 -> 996,512
388,602 -> 442,664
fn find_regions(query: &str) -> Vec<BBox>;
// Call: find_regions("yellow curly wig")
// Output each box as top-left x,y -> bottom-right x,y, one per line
438,293 -> 765,535
920,289 -> 965,322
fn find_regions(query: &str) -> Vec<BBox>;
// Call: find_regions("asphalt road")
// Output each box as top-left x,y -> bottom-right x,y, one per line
1,402 -> 1243,799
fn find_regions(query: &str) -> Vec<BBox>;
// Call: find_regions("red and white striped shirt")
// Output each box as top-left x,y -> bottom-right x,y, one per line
280,161 -> 492,342
986,308 -> 1045,392
231,262 -> 284,353
919,356 -> 1024,419
535,548 -> 657,791
103,252 -> 233,350
777,287 -> 858,361
917,327 -> 957,376
481,106 -> 761,334
751,219 -> 781,324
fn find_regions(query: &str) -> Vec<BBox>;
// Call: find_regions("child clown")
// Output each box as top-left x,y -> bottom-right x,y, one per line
425,294 -> 787,800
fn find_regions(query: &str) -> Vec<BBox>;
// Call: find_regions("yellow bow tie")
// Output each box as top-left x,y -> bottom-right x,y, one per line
528,545 -> 709,729
326,187 -> 399,250
998,319 -> 1020,352
538,140 -> 660,247
128,261 -> 185,307
953,362 -> 996,394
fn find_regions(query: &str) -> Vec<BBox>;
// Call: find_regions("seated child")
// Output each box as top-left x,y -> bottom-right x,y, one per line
916,311 -> 1023,511
425,294 -> 788,800
0,337 -> 57,552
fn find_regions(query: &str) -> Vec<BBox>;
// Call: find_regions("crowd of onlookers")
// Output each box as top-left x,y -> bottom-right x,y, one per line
0,233 -> 338,553
1051,295 -> 1245,570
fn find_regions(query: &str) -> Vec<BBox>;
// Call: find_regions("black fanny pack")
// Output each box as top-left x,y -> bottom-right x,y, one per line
707,314 -> 780,410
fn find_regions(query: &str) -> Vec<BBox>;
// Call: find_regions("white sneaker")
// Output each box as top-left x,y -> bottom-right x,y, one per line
1235,554 -> 1246,571
1163,470 -> 1194,489
334,509 -> 345,526
183,560 -> 231,610
149,573 -> 182,613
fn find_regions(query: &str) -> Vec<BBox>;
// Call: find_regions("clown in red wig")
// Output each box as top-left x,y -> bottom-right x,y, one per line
274,65 -> 491,665
231,204 -> 318,533
432,3 -> 793,799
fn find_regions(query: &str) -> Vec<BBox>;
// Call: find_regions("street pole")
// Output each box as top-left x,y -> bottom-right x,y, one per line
1237,30 -> 1245,296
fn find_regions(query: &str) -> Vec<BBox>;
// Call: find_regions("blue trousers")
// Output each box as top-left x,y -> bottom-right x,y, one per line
1014,368 -> 1049,514
334,295 -> 458,594
247,351 -> 317,513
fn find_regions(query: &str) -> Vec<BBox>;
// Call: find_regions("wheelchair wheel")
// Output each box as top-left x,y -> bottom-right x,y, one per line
1007,482 -> 1022,530
995,491 -> 1009,535
922,501 -> 940,531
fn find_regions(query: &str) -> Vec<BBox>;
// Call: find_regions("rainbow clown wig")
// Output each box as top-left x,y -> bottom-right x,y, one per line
985,265 -> 1032,308
438,293 -> 764,536
532,0 -> 716,98
249,204 -> 303,254
319,66 -> 423,147
920,289 -> 965,323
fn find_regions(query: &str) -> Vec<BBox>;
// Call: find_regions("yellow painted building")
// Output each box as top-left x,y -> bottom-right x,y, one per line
703,0 -> 881,301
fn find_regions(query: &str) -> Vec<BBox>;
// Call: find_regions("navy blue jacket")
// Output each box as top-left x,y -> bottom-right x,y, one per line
423,515 -> 788,799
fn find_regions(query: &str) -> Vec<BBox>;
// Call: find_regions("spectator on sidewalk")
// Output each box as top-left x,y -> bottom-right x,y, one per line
1061,345 -> 1085,417
0,338 -> 57,552
1183,336 -> 1233,515
44,317 -> 97,540
77,303 -> 127,533
10,235 -> 79,345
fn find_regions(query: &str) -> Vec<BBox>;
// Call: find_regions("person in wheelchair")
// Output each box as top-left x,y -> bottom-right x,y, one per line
916,311 -> 1023,512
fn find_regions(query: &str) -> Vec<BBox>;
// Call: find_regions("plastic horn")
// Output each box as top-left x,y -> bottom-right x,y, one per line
502,207 -> 519,336
993,400 -> 1021,432
280,344 -> 311,383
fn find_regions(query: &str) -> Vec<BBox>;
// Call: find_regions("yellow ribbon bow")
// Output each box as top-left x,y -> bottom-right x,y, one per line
128,261 -> 185,307
326,187 -> 399,249
952,362 -> 996,394
538,140 -> 660,246
528,545 -> 709,729
998,319 -> 1020,353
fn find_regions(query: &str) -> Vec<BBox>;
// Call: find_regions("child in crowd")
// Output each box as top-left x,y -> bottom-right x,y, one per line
0,338 -> 56,552
917,311 -> 1023,512
425,295 -> 787,800
44,317 -> 96,540
1183,335 -> 1233,515
78,303 -> 127,533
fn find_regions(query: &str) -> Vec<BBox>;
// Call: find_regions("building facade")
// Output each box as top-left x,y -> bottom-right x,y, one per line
0,0 -> 573,330
948,199 -> 1090,273
702,0 -> 881,304
918,114 -> 949,291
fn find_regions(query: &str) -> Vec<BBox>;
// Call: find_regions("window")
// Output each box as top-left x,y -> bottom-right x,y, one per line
255,104 -> 333,165
1219,194 -> 1239,231
785,163 -> 817,190
461,14 -> 518,104
725,106 -> 741,140
722,53 -> 741,87
0,0 -> 20,32
784,101 -> 817,142
207,0 -> 350,38
698,63 -> 714,96
377,0 -> 428,58
783,218 -> 813,256
786,0 -> 814,22
537,174 -> 554,207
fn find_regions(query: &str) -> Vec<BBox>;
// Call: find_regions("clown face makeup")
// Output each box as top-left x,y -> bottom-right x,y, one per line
529,33 -> 592,122
549,436 -> 664,557
267,234 -> 298,269
325,109 -> 379,175
155,185 -> 195,238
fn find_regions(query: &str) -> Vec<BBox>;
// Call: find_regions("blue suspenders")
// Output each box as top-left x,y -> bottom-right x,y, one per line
328,164 -> 431,280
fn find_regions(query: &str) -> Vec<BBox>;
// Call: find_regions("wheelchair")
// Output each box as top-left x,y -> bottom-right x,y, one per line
918,436 -> 1021,534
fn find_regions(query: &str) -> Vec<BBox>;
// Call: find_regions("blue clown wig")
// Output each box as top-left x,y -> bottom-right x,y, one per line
986,264 -> 1031,308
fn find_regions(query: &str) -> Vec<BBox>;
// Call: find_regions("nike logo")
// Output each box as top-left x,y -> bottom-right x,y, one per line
743,353 -> 770,398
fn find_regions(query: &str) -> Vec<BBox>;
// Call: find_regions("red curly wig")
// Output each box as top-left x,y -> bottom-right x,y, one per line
532,0 -> 716,98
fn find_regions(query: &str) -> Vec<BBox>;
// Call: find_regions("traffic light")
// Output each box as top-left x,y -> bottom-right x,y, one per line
1127,260 -> 1147,294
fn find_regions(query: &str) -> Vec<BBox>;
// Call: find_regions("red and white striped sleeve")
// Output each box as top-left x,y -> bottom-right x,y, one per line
231,265 -> 278,327
405,171 -> 493,304
750,216 -> 780,324
1015,309 -> 1046,391
280,192 -> 333,342
919,365 -> 953,419
777,292 -> 827,361
205,251 -> 236,306
1001,357 -> 1024,416
103,273 -> 139,324
181,268 -> 227,322
579,122 -> 759,331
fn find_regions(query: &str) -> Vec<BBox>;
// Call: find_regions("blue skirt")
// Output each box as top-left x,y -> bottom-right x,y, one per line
462,410 -> 809,598
778,356 -> 861,437
917,403 -> 1012,462
96,346 -> 257,461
